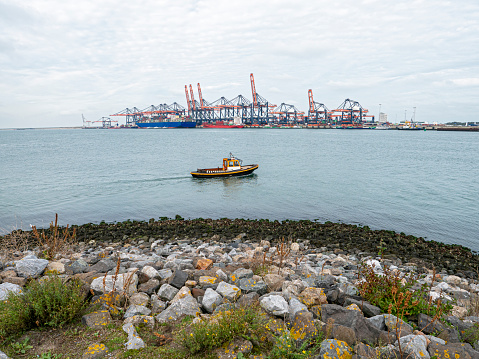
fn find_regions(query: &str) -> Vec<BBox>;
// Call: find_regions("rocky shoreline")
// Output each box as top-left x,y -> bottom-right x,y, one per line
1,218 -> 479,358
5,218 -> 478,276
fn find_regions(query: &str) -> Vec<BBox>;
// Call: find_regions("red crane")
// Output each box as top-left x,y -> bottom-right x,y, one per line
308,89 -> 315,114
250,73 -> 257,109
197,83 -> 205,109
189,84 -> 197,111
185,85 -> 191,113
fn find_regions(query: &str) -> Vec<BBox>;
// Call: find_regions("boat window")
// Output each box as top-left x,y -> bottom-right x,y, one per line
234,161 -> 239,166
229,161 -> 234,166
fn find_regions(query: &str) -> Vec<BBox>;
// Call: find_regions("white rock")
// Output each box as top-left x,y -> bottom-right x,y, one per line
15,256 -> 49,278
216,281 -> 241,301
90,273 -> 138,296
122,323 -> 145,350
202,288 -> 223,313
260,295 -> 289,316
0,283 -> 23,301
155,295 -> 200,323
157,283 -> 179,301
395,334 -> 429,359
140,265 -> 160,280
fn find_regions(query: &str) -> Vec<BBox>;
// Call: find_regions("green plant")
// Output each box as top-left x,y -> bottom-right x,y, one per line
268,328 -> 312,359
181,304 -> 270,356
10,337 -> 33,354
0,275 -> 88,339
356,263 -> 453,319
37,352 -> 62,359
31,213 -> 76,260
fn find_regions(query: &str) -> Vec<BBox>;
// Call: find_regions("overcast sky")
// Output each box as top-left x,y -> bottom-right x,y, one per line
1,0 -> 478,128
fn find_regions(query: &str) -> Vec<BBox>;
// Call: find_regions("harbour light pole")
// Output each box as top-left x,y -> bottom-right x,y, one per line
413,107 -> 416,123
378,104 -> 381,123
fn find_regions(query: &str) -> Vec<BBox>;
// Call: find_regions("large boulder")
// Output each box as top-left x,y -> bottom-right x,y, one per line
90,273 -> 138,296
168,269 -> 188,289
216,281 -> 242,301
260,295 -> 289,317
0,282 -> 22,300
202,288 -> 223,313
15,255 -> 49,278
395,334 -> 430,359
238,278 -> 268,296
155,295 -> 200,323
157,283 -> 179,301
321,304 -> 383,345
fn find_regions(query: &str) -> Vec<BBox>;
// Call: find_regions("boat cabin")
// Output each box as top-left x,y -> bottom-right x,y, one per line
223,157 -> 241,171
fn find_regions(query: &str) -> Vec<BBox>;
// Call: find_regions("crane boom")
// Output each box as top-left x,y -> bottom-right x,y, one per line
189,84 -> 196,111
185,85 -> 191,112
308,89 -> 314,113
250,73 -> 257,108
197,83 -> 205,109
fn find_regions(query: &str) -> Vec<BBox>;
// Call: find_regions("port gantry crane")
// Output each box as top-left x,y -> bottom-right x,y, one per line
249,73 -> 275,125
331,98 -> 370,127
271,103 -> 305,125
196,83 -> 215,123
110,107 -> 142,126
307,89 -> 331,126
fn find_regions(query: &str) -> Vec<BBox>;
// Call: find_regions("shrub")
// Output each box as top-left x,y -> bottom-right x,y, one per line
356,262 -> 453,319
0,275 -> 88,339
181,304 -> 270,356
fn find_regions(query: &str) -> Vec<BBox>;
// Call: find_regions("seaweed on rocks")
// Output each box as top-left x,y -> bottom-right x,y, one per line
1,218 -> 479,278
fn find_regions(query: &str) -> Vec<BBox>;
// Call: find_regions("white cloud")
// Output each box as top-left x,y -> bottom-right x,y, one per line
0,0 -> 479,127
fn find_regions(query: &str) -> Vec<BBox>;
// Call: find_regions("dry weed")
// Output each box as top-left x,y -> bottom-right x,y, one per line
31,213 -> 76,260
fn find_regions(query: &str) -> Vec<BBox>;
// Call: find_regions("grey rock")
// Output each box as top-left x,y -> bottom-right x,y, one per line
89,258 -> 116,273
395,334 -> 429,359
124,304 -> 151,318
65,258 -> 89,274
230,268 -> 253,285
383,314 -> 413,337
122,323 -> 145,350
129,292 -> 149,306
15,256 -> 49,278
288,297 -> 308,320
321,304 -> 383,345
367,314 -> 386,331
155,295 -> 200,323
202,288 -> 223,313
138,278 -> 160,295
157,283 -> 179,301
237,292 -> 260,307
81,310 -> 112,328
319,339 -> 353,359
90,273 -> 138,296
140,265 -> 160,280
157,268 -> 173,280
264,274 -> 284,292
418,313 -> 447,335
0,349 -> 10,359
123,315 -> 155,329
150,294 -> 167,314
344,297 -> 381,317
260,294 -> 289,316
168,269 -> 188,289
0,282 -> 22,300
216,281 -> 242,301
238,277 -> 268,296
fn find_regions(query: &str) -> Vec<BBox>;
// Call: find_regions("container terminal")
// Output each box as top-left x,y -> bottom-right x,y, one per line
83,74 -> 478,131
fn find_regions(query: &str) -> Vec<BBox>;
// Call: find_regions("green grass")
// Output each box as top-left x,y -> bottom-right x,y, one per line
0,274 -> 88,340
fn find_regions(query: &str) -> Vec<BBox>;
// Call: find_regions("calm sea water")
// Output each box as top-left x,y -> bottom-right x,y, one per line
0,128 -> 478,251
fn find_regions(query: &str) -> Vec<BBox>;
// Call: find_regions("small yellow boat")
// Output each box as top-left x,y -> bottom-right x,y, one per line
190,153 -> 258,178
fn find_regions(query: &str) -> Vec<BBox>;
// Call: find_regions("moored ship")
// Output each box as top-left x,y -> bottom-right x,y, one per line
136,115 -> 196,128
202,121 -> 244,129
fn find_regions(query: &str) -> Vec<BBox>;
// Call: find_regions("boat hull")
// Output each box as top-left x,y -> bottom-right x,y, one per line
202,123 -> 244,128
191,164 -> 258,178
136,121 -> 196,128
